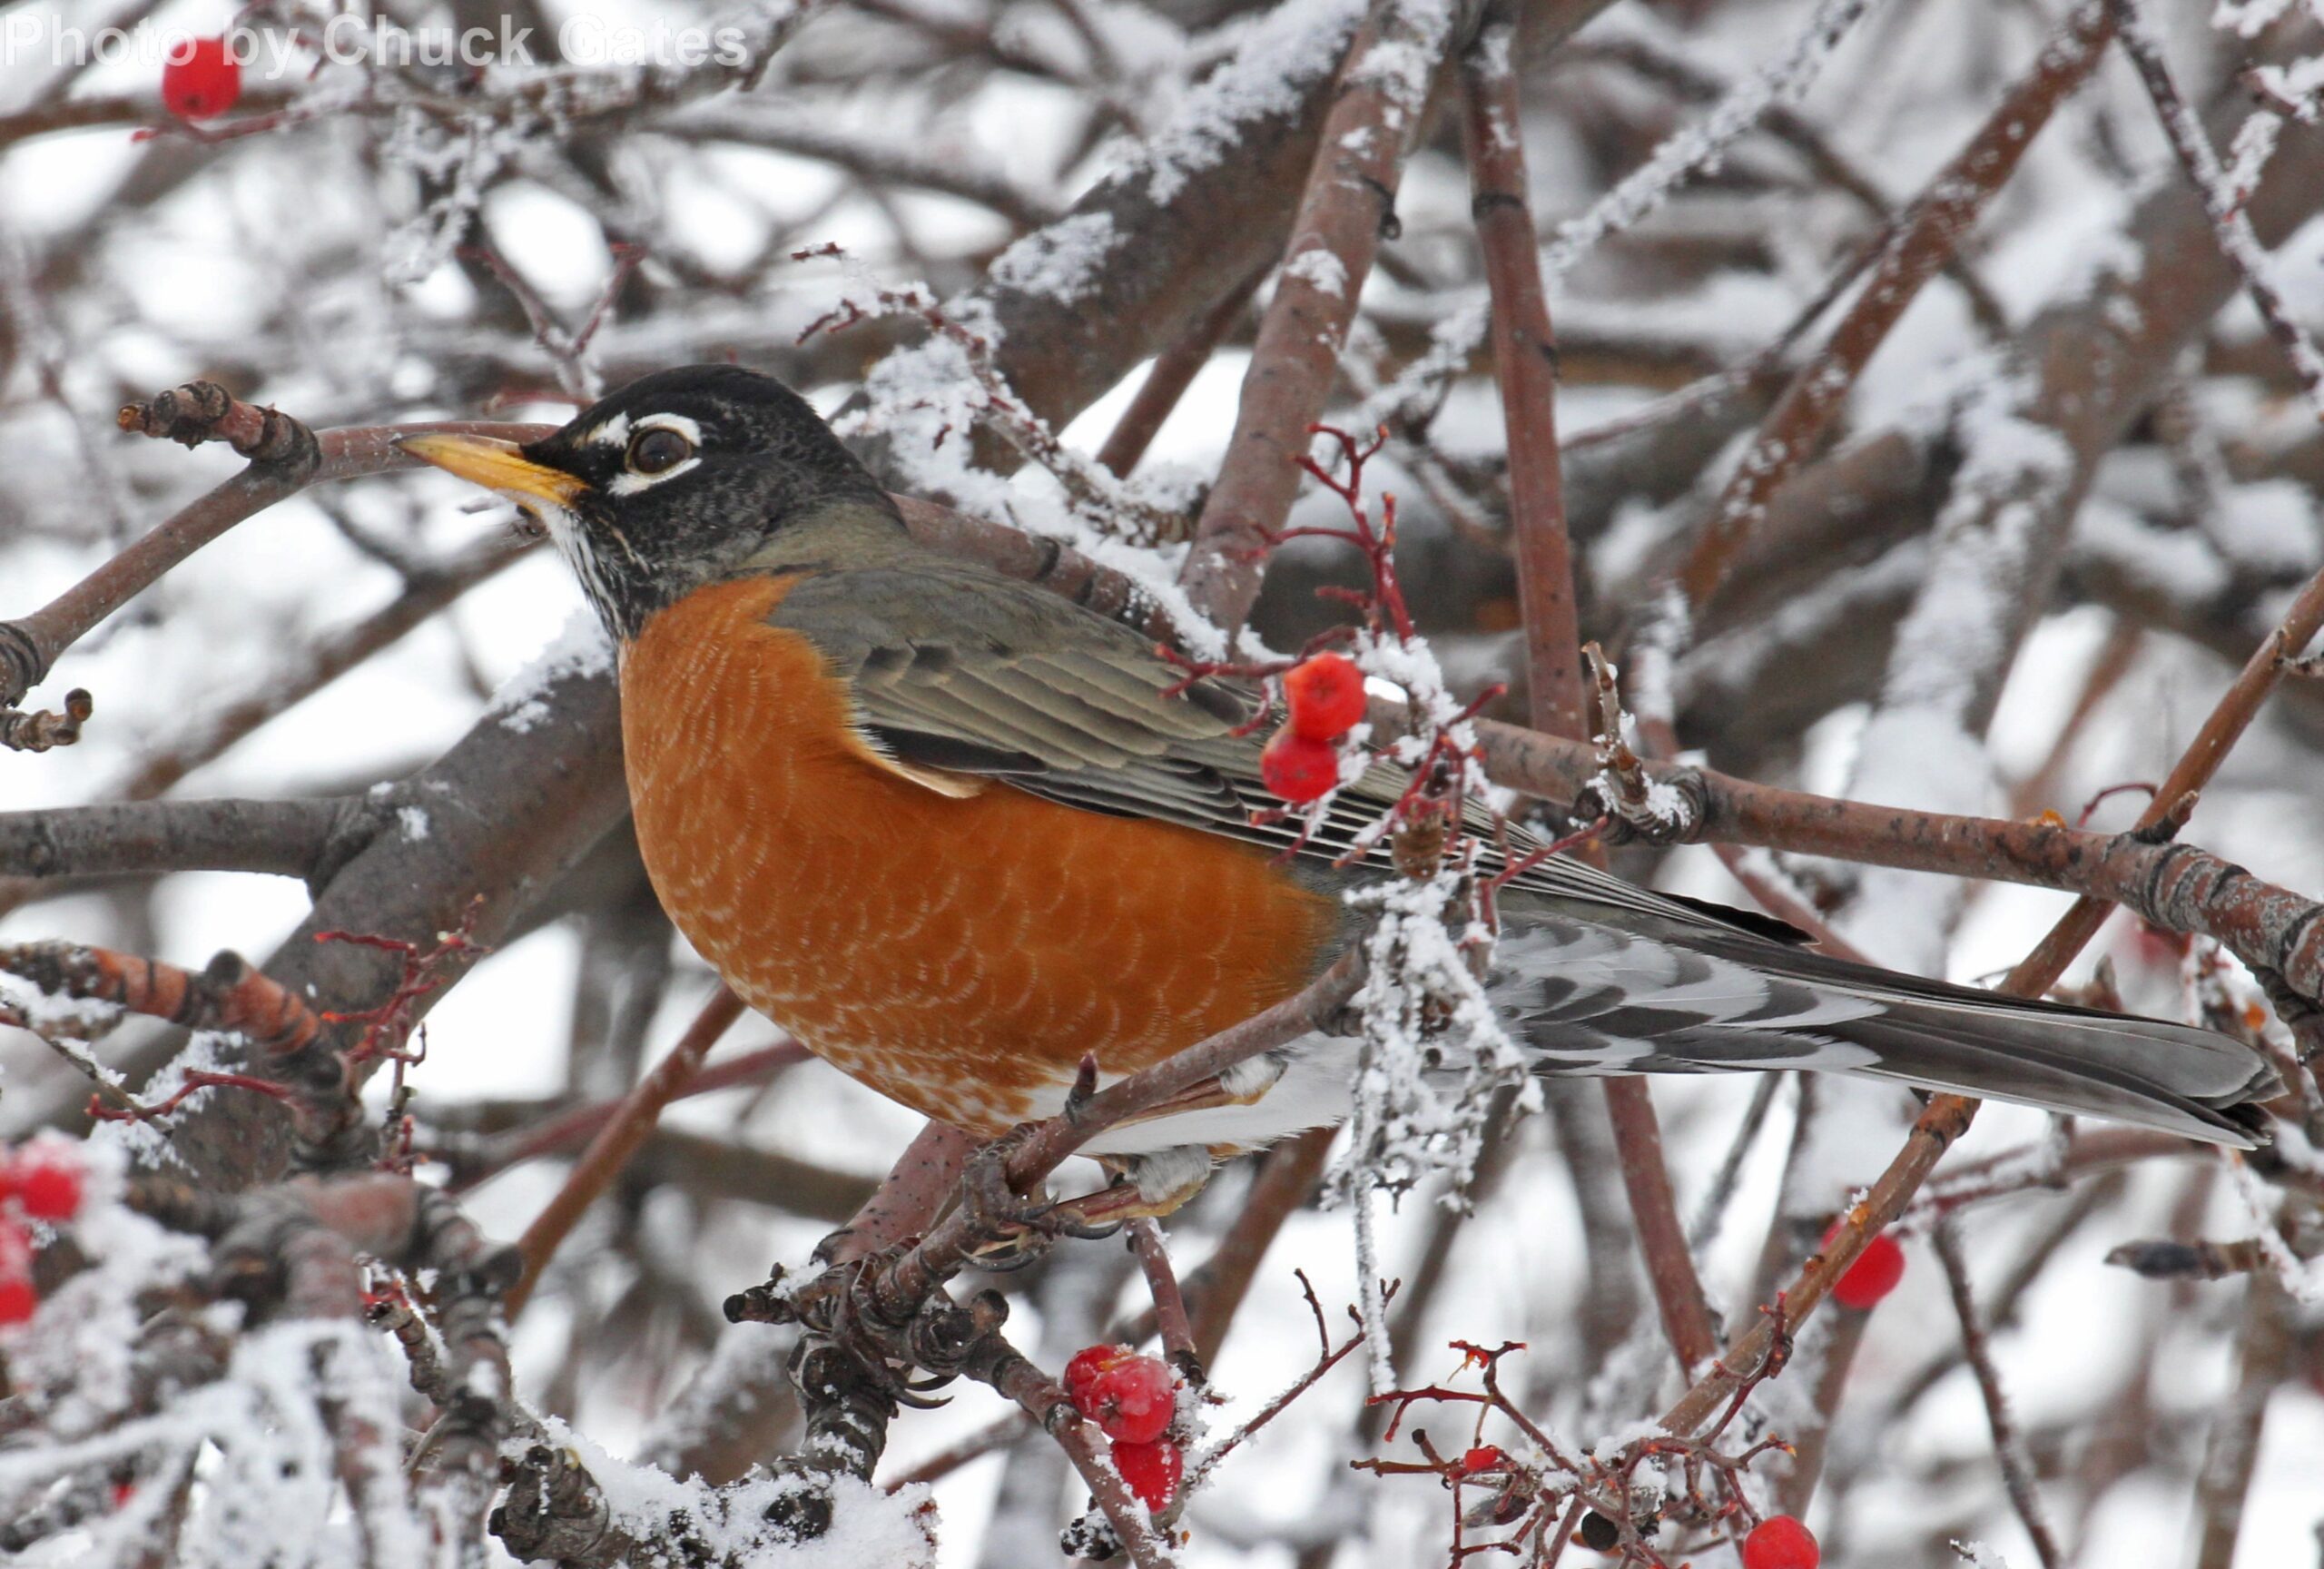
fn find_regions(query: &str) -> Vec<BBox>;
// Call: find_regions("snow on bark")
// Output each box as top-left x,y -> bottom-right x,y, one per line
493,608 -> 617,734
1344,0 -> 1456,139
1129,0 -> 1368,205
987,212 -> 1120,306
1538,0 -> 1878,277
835,275 -> 1228,656
1677,539 -> 1932,715
2228,1158 -> 2324,1307
2122,0 -> 2324,419
1953,1542 -> 2019,1568
1282,246 -> 1352,301
535,1415 -> 942,1567
2212,0 -> 2301,40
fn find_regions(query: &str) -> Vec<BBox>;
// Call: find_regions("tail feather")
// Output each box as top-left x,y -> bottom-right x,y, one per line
1492,901 -> 2280,1147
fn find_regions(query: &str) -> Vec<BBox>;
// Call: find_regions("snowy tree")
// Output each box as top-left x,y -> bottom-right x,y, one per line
2,1 -> 2324,1565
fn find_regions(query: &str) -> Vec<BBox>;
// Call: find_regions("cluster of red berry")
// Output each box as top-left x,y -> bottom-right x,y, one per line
1260,652 -> 1367,804
1742,1514 -> 1819,1568
1063,1345 -> 1184,1512
1826,1223 -> 1906,1311
161,37 -> 242,120
0,1142 -> 86,1326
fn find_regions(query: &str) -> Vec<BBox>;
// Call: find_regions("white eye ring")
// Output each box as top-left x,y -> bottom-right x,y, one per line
606,413 -> 704,495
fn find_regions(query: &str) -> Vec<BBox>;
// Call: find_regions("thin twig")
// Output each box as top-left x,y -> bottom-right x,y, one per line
1180,1125 -> 1335,1365
1097,269 -> 1261,479
1127,1219 -> 1199,1372
2113,0 -> 2324,423
2190,1275 -> 2295,1569
1670,0 -> 2115,621
507,987 -> 744,1315
0,404 -> 546,712
1933,1216 -> 2063,1568
1462,5 -> 1718,1374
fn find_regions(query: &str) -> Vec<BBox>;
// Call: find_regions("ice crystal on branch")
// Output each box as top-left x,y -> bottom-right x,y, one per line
1334,866 -> 1532,1392
1279,426 -> 1539,1392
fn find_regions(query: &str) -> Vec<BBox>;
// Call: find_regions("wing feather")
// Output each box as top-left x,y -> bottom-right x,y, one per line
764,564 -> 1791,941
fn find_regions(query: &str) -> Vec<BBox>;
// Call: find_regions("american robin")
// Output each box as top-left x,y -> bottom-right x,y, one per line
400,365 -> 2275,1215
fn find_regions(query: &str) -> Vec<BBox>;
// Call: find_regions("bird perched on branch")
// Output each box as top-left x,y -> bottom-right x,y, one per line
402,365 -> 2276,1219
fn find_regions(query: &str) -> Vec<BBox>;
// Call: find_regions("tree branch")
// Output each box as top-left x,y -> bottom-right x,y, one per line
1669,0 -> 2114,621
507,986 -> 745,1315
1179,0 -> 1465,625
0,795 -> 375,883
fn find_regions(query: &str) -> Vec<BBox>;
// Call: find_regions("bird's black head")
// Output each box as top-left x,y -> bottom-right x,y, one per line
400,364 -> 902,640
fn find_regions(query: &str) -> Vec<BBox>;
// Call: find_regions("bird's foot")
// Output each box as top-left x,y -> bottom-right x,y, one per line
959,1125 -> 1122,1270
1043,1148 -> 1217,1229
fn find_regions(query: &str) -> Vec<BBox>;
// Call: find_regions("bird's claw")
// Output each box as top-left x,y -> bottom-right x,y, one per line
954,1128 -> 1137,1265
958,1124 -> 1081,1268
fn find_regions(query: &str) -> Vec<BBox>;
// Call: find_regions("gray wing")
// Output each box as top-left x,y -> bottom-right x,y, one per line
768,563 -> 1751,928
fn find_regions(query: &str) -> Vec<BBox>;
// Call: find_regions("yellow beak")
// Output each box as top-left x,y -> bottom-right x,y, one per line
396,432 -> 588,507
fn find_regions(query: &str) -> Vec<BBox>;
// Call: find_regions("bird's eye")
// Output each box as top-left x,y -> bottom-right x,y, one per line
627,427 -> 694,475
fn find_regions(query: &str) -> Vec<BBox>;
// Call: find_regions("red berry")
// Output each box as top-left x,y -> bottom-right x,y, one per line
10,1149 -> 83,1222
161,36 -> 241,120
1827,1228 -> 1906,1311
1110,1436 -> 1183,1512
0,1220 -> 33,1327
1088,1355 -> 1175,1444
1065,1345 -> 1134,1416
1260,726 -> 1340,804
1741,1515 -> 1819,1569
0,1278 -> 34,1327
1283,653 -> 1368,741
1458,1446 -> 1504,1475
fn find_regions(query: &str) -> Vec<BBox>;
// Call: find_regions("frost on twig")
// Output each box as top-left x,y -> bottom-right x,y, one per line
806,247 -> 1202,551
2118,0 -> 2324,423
1277,429 -> 1543,1393
1332,864 -> 1534,1393
1364,0 -> 1882,429
1836,368 -> 2074,972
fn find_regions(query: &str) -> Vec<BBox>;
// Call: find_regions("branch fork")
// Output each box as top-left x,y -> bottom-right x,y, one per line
1568,641 -> 1706,844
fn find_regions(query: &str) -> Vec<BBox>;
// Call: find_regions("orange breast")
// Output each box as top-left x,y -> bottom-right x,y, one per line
618,575 -> 1340,1133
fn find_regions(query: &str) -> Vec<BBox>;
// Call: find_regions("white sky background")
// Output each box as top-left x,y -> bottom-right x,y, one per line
0,0 -> 2321,1564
